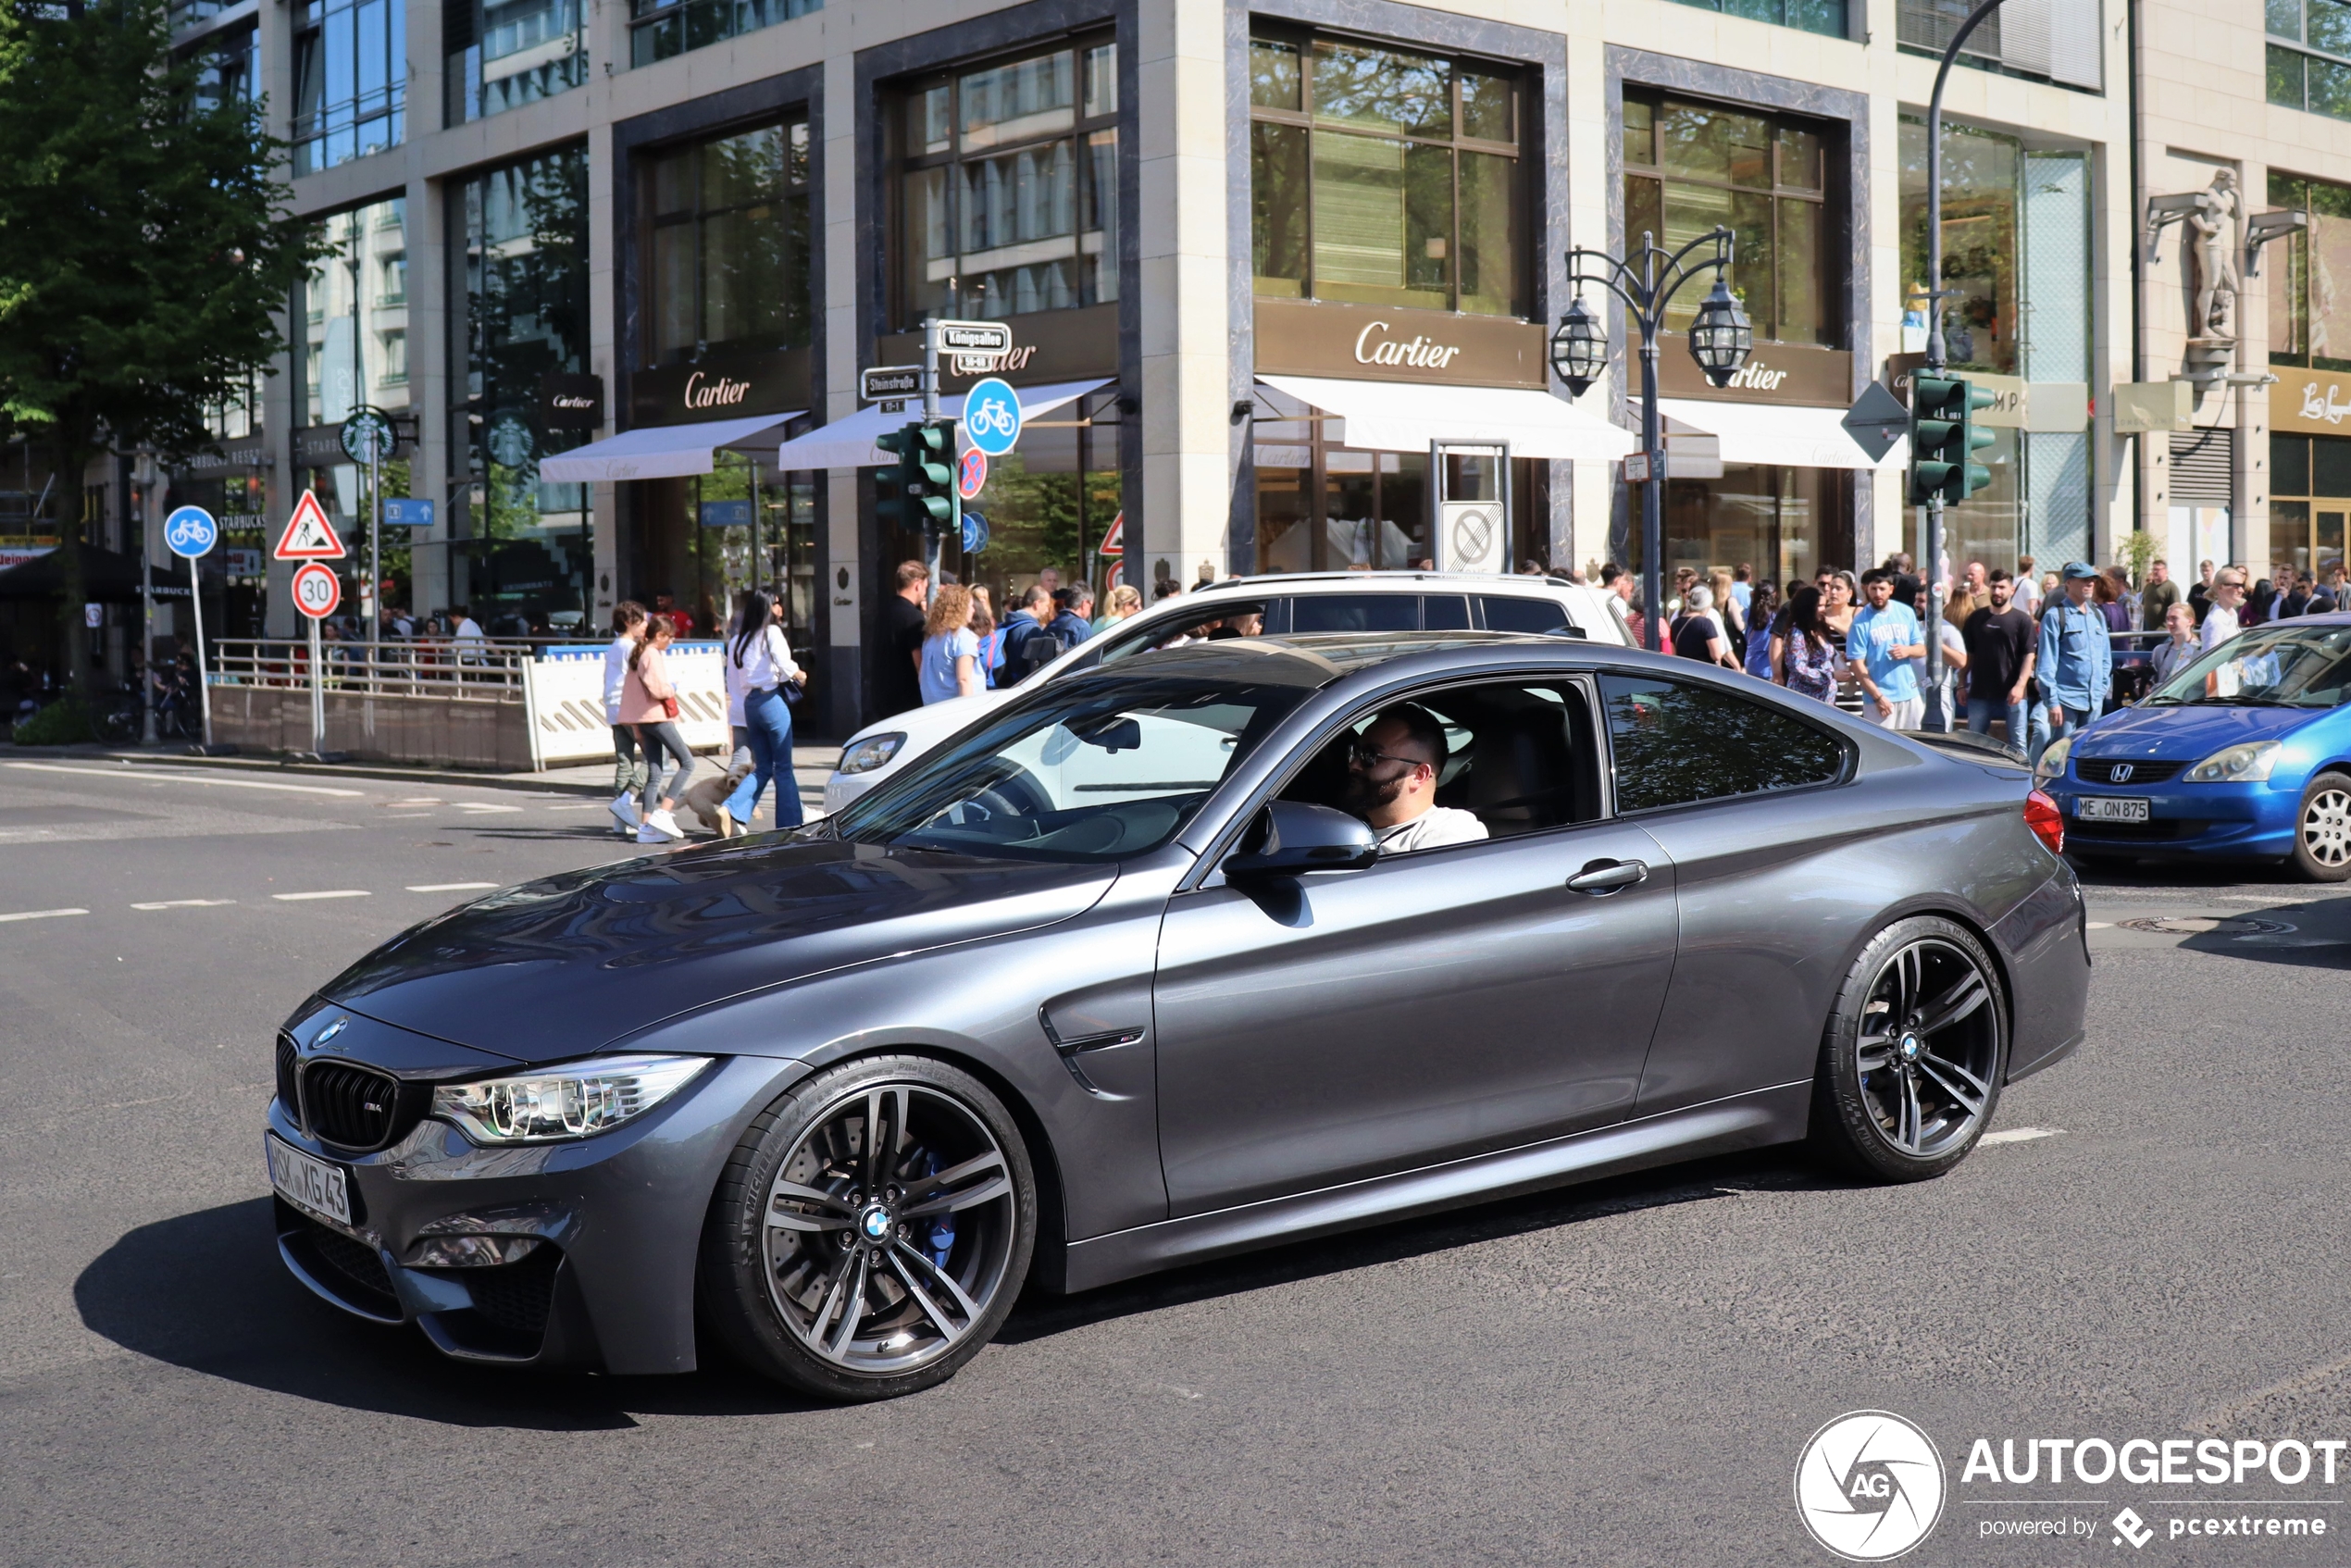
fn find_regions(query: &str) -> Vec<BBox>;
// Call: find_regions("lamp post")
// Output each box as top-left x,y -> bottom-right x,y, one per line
131,447 -> 159,745
1554,228 -> 1751,653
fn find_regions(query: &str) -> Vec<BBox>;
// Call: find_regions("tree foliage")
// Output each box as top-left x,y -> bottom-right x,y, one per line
0,0 -> 320,684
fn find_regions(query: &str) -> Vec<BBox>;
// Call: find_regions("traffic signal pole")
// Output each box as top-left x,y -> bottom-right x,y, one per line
1922,0 -> 2007,727
921,319 -> 943,598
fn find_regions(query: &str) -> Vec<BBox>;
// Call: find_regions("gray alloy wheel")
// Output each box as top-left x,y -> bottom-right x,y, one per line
2292,772 -> 2351,883
1812,916 -> 2006,1182
700,1054 -> 1035,1401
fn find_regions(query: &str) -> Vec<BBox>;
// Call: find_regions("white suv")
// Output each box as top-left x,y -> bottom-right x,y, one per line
822,571 -> 1627,813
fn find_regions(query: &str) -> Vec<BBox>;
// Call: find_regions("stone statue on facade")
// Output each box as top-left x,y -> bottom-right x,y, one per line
2188,168 -> 2243,342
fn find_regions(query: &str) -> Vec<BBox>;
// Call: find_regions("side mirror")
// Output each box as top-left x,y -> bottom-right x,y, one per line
1224,800 -> 1379,878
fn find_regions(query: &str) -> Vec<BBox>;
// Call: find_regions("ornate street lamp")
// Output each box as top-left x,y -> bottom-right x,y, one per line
1561,228 -> 1749,651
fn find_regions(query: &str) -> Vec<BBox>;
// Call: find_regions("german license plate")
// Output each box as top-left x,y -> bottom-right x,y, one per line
267,1134 -> 351,1226
2075,796 -> 2150,824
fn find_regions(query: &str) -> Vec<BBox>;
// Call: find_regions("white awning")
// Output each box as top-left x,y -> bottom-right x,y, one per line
1656,398 -> 1892,470
763,379 -> 1113,470
538,412 -> 806,483
1256,374 -> 1635,461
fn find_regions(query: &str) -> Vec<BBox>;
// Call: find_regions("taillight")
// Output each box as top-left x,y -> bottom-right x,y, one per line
2024,789 -> 2064,855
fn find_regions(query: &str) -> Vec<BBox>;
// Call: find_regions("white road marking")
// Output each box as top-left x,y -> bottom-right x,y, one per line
272,890 -> 370,902
406,882 -> 498,892
0,907 -> 88,923
5,762 -> 366,797
130,899 -> 236,910
454,802 -> 524,814
2084,921 -> 2111,929
542,802 -> 611,811
387,798 -> 443,805
1980,1126 -> 2061,1146
387,812 -> 433,817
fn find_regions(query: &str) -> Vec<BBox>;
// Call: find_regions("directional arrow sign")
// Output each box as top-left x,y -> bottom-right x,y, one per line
273,489 -> 347,561
1842,381 -> 1912,462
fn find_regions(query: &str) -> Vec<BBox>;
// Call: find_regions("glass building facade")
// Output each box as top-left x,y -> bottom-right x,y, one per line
292,0 -> 404,174
444,0 -> 588,125
642,121 -> 815,365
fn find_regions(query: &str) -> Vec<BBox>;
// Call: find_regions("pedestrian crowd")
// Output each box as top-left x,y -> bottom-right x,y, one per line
877,560 -> 1140,716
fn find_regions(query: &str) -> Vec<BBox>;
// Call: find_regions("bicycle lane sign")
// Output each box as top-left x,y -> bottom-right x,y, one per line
960,377 -> 1023,457
164,505 -> 218,558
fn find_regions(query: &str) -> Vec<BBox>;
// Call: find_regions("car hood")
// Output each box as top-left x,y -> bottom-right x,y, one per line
842,688 -> 1017,754
317,838 -> 1116,1062
2078,702 -> 2324,758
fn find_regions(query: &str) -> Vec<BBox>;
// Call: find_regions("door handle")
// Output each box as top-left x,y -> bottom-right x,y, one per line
1566,857 -> 1648,894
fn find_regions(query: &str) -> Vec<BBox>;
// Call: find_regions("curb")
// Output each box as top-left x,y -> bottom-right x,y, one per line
3,743 -> 843,800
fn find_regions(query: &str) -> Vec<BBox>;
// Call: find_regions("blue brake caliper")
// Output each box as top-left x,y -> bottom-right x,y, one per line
919,1149 -> 954,1269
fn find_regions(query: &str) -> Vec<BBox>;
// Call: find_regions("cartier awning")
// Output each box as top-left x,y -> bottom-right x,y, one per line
1255,375 -> 1635,462
538,412 -> 807,483
762,380 -> 1113,470
1654,398 -> 1892,470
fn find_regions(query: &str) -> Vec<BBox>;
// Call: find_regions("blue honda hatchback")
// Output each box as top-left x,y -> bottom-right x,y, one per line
2035,616 -> 2351,879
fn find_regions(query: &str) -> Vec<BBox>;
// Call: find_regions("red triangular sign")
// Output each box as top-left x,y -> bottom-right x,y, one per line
1097,511 -> 1124,556
273,490 -> 346,561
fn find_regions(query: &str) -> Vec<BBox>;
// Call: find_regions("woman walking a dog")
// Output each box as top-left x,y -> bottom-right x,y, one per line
622,618 -> 696,843
723,591 -> 807,833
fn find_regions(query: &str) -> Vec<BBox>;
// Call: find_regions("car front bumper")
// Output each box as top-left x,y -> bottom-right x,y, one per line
2044,777 -> 2300,860
267,1052 -> 808,1375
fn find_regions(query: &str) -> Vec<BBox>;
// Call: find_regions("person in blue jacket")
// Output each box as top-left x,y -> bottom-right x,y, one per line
2034,561 -> 2112,762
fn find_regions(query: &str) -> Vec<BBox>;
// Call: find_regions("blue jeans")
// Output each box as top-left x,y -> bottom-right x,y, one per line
727,686 -> 803,828
2030,702 -> 2097,765
1966,694 -> 2028,746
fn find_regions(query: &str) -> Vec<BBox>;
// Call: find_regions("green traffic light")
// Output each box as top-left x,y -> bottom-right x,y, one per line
1908,373 -> 1996,504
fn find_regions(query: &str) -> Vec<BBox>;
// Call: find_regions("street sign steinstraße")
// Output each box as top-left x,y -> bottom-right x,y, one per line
860,366 -> 922,402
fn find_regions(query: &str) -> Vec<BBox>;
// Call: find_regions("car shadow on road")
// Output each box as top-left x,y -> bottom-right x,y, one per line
71,1198 -> 830,1428
999,1146 -> 1858,1346
2173,896 -> 2351,971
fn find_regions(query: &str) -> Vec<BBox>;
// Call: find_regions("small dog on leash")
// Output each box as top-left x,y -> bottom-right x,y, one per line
678,756 -> 756,838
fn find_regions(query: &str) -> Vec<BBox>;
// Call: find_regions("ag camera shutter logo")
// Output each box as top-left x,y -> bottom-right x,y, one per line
1795,1411 -> 1947,1561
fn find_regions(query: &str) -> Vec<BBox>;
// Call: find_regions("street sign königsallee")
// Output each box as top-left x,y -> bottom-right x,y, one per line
932,319 -> 1013,354
860,366 -> 922,402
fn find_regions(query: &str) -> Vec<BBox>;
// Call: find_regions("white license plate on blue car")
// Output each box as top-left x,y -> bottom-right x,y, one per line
2075,796 -> 2150,824
267,1134 -> 352,1226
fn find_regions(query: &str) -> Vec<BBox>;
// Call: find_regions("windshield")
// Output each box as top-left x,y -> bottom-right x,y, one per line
2145,624 -> 2351,707
1055,601 -> 1270,678
832,669 -> 1311,863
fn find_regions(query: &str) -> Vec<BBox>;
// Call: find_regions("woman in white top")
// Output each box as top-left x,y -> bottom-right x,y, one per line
603,601 -> 650,836
723,591 -> 807,831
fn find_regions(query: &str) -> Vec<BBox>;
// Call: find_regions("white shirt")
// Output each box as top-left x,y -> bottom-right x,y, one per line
602,634 -> 634,725
2199,603 -> 2240,652
724,626 -> 801,724
1375,806 -> 1489,855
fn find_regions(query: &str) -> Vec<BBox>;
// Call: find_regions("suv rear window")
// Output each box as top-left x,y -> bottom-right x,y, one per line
1291,594 -> 1420,634
1480,595 -> 1574,636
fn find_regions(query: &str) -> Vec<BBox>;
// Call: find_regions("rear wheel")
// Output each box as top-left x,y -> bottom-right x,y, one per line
699,1054 -> 1035,1402
2290,772 -> 2351,882
1810,916 -> 2007,1183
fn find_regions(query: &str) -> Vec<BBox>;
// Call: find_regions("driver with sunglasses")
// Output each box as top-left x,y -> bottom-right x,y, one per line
1338,703 -> 1490,855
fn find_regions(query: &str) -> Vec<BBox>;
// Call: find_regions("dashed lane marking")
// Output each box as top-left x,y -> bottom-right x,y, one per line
5,762 -> 366,797
0,907 -> 88,923
454,803 -> 524,814
1980,1126 -> 2062,1146
271,890 -> 370,902
130,899 -> 236,910
406,882 -> 498,892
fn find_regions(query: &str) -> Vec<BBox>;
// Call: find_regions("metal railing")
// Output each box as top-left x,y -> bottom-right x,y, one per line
208,637 -> 533,701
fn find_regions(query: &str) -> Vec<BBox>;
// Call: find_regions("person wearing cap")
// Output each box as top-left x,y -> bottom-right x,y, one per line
2034,561 -> 2112,762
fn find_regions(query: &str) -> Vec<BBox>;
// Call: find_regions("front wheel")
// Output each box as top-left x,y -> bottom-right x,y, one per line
2291,771 -> 2351,882
1810,916 -> 2007,1183
699,1054 -> 1036,1402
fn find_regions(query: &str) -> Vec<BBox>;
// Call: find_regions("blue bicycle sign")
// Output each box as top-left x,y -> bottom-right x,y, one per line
164,505 -> 218,559
960,377 -> 1023,456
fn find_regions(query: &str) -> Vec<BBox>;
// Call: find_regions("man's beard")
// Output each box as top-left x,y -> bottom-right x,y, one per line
1339,770 -> 1407,816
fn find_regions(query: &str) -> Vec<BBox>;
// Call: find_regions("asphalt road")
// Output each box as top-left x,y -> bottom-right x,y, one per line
1,756 -> 2346,1568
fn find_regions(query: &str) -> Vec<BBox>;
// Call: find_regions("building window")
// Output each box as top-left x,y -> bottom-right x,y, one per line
2267,172 -> 2351,367
893,39 -> 1119,327
2269,1 -> 2351,119
444,148 -> 591,629
1896,0 -> 2102,91
1661,0 -> 1845,40
2269,432 -> 2351,577
1898,117 -> 2016,374
299,198 -> 408,427
444,0 -> 586,125
641,119 -> 814,367
184,22 -> 255,115
1249,33 -> 1524,317
630,0 -> 817,68
1624,93 -> 1835,346
292,0 -> 404,175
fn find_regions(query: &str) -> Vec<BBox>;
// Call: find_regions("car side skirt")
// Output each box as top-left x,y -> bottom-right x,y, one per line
1053,1080 -> 1810,1295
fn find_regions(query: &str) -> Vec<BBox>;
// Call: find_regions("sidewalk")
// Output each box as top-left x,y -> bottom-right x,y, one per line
5,740 -> 844,814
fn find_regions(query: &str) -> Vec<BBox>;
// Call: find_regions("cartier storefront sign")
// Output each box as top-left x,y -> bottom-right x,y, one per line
629,346 -> 811,427
541,372 -> 604,430
875,303 -> 1120,394
1645,334 -> 1854,407
1253,298 -> 1546,389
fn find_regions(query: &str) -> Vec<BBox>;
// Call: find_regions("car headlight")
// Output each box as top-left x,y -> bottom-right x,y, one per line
430,1053 -> 710,1144
2183,740 -> 2283,783
836,732 -> 905,775
2033,733 -> 2073,785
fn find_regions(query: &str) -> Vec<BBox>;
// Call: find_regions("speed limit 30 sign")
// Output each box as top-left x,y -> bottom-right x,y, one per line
292,561 -> 342,620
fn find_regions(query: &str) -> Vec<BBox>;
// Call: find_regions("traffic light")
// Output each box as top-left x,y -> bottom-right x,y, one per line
875,420 -> 955,529
1909,373 -> 1996,504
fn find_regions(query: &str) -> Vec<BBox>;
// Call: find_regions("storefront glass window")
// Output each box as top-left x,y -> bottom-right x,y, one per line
1898,117 -> 2018,374
631,0 -> 816,68
2269,433 -> 2351,576
896,41 -> 1118,326
1654,465 -> 1853,588
1249,33 -> 1524,317
292,0 -> 404,175
1623,94 -> 1833,343
628,459 -> 817,643
2267,171 -> 2351,368
445,0 -> 586,125
642,120 -> 814,365
448,147 -> 592,632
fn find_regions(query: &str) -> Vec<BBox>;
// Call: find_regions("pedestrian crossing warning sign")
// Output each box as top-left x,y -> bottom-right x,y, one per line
272,490 -> 345,561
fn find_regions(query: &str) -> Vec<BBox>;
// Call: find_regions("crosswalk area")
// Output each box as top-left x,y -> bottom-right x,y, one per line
1,881 -> 507,924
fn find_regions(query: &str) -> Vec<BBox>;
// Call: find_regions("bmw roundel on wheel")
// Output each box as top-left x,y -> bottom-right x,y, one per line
269,630 -> 2087,1400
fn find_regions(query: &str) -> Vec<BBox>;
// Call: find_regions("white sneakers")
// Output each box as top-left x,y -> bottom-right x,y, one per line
609,793 -> 641,836
636,808 -> 685,843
